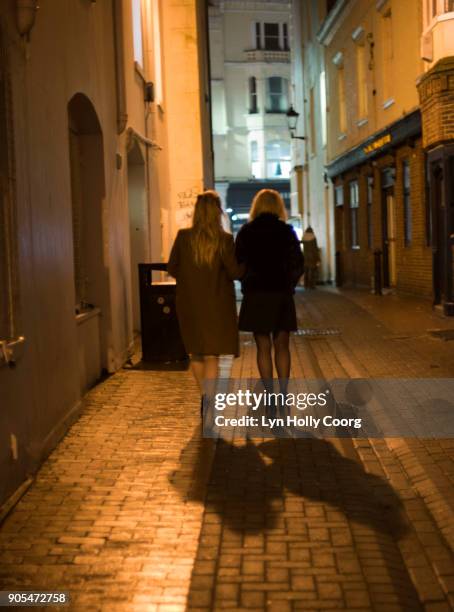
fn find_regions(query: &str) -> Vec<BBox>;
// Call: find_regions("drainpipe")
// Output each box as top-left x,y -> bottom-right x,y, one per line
112,0 -> 127,134
16,0 -> 38,40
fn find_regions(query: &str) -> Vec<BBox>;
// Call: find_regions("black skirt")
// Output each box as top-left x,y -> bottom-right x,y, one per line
239,291 -> 298,333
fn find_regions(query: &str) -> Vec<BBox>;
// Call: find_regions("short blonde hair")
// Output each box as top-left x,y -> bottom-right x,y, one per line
249,189 -> 287,221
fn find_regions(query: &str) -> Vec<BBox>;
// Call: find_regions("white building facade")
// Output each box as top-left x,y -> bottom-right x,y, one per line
209,0 -> 293,225
290,0 -> 334,283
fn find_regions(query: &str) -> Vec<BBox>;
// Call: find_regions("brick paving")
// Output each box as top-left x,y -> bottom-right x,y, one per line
0,288 -> 454,611
0,370 -> 211,610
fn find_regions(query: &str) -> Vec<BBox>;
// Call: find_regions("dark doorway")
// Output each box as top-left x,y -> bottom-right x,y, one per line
381,167 -> 396,288
428,147 -> 454,308
127,140 -> 148,333
431,161 -> 444,305
67,93 -> 110,389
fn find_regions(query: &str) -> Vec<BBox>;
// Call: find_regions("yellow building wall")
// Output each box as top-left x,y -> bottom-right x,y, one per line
324,0 -> 424,164
160,0 -> 206,257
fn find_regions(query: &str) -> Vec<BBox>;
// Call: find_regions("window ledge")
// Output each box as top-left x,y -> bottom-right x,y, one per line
352,245 -> 361,251
0,335 -> 26,368
76,307 -> 101,325
338,133 -> 347,141
425,12 -> 454,33
383,97 -> 395,110
134,61 -> 147,83
357,118 -> 369,127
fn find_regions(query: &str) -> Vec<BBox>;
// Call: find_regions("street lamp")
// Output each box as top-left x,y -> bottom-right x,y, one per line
286,106 -> 306,140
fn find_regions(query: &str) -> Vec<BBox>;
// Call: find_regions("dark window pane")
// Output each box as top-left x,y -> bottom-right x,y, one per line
264,23 -> 280,50
266,77 -> 288,112
350,181 -> 360,248
249,77 -> 258,113
351,209 -> 359,248
268,76 -> 282,93
403,161 -> 412,246
367,176 -> 373,249
255,22 -> 261,49
283,23 -> 289,50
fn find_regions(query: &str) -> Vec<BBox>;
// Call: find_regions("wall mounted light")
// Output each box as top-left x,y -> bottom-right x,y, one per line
286,106 -> 306,140
16,0 -> 39,40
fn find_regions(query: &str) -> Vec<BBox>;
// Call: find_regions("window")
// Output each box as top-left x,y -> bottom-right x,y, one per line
320,71 -> 327,147
266,77 -> 288,113
429,0 -> 454,17
249,77 -> 258,113
350,181 -> 360,249
266,140 -> 291,178
250,141 -> 261,178
306,2 -> 312,41
253,23 -> 289,51
381,10 -> 393,103
327,0 -> 337,12
152,0 -> 163,104
367,176 -> 374,248
356,44 -> 368,118
337,66 -> 347,133
255,22 -> 261,49
132,0 -> 144,67
403,161 -> 412,246
264,23 -> 280,50
309,88 -> 316,154
283,23 -> 289,50
335,185 -> 344,207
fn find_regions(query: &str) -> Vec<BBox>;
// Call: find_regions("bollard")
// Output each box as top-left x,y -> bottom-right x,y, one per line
374,249 -> 382,296
335,251 -> 342,287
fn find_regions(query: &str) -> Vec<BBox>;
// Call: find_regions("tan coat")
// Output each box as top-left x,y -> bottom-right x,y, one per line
167,228 -> 244,356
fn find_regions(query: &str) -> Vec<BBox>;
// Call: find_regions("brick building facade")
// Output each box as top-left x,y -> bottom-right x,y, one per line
315,0 -> 432,297
418,56 -> 454,312
331,124 -> 432,296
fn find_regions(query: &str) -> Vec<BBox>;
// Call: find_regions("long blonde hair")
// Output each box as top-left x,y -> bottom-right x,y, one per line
191,190 -> 224,266
250,189 -> 287,221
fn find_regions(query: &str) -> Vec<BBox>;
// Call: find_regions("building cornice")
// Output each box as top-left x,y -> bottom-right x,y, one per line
219,0 -> 291,12
317,0 -> 354,46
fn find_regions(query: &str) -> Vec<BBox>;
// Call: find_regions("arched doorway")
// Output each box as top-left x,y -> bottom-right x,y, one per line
127,139 -> 149,332
67,93 -> 110,389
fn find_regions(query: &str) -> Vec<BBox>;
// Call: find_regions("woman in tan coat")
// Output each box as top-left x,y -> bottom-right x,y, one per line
168,191 -> 243,408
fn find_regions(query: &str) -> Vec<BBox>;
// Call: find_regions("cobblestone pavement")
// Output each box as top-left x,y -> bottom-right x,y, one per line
1,288 -> 454,611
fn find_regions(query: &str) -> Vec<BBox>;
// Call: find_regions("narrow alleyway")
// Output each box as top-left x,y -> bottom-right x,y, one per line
1,289 -> 453,611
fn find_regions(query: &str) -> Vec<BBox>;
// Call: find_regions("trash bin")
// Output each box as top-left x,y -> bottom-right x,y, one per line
138,263 -> 188,362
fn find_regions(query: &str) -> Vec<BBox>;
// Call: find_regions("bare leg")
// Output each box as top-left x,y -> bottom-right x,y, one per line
273,330 -> 290,389
190,355 -> 204,393
190,355 -> 220,391
203,355 -> 219,383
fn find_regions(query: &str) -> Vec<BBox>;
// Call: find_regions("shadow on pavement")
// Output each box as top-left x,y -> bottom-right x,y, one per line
171,434 -> 408,537
171,433 -> 421,610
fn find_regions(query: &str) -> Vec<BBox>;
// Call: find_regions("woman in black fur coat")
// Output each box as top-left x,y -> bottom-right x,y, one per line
235,189 -> 304,387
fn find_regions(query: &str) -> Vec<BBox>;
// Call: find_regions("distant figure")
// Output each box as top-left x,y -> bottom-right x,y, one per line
235,189 -> 304,389
168,190 -> 244,414
302,226 -> 320,289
